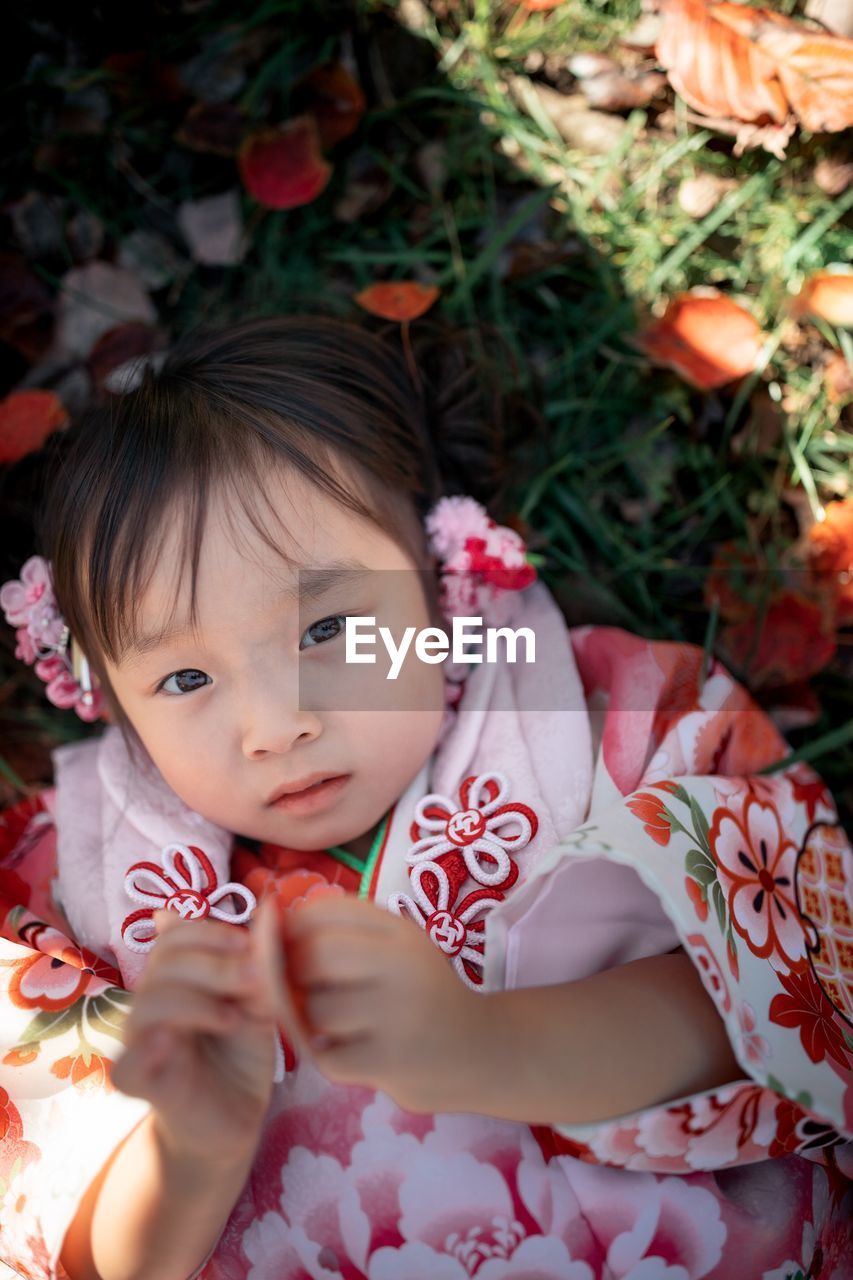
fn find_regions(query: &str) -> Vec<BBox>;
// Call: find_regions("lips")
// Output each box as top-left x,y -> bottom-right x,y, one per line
265,772 -> 346,806
266,773 -> 351,817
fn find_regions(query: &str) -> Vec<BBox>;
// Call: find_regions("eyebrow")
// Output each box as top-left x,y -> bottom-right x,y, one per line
121,560 -> 372,665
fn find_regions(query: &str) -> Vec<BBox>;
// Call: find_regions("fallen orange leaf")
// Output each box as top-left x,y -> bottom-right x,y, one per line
353,281 -> 440,323
808,498 -> 853,625
517,0 -> 565,8
0,389 -> 68,464
656,0 -> 853,136
238,117 -> 332,210
792,271 -> 853,328
629,291 -> 765,389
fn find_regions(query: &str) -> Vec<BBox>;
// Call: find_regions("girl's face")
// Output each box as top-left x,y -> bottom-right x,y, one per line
103,465 -> 446,855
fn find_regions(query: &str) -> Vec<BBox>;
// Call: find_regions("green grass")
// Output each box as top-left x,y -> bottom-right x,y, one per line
1,0 -> 851,829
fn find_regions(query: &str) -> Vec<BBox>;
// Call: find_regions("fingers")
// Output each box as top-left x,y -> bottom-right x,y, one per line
143,939 -> 258,1003
251,895 -> 314,1057
122,983 -> 243,1048
301,982 -> 380,1041
288,926 -> 388,990
285,895 -> 395,941
111,1026 -> 180,1099
152,908 -> 250,947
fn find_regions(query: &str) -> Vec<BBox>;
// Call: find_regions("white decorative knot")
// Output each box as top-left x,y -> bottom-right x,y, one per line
388,860 -> 503,989
407,772 -> 539,888
122,843 -> 256,953
388,770 -> 540,988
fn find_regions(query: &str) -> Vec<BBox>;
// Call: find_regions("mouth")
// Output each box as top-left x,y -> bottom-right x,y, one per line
266,773 -> 351,816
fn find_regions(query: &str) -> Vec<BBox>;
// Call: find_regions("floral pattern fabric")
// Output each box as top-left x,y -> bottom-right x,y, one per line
0,625 -> 851,1279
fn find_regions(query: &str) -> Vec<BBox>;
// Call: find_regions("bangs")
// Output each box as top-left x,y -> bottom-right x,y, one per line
46,379 -> 395,676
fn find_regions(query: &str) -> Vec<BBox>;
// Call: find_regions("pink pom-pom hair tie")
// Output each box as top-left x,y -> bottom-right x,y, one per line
0,555 -> 105,722
424,495 -> 537,628
424,497 -> 539,743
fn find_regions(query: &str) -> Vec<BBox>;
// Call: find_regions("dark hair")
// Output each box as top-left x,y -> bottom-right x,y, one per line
38,312 -> 524,753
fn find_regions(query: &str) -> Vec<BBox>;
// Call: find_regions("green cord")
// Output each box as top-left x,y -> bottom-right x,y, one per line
324,810 -> 391,898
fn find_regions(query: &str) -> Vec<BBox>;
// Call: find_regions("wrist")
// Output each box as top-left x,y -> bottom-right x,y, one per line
454,985 -> 542,1120
150,1108 -> 261,1176
443,984 -> 519,1115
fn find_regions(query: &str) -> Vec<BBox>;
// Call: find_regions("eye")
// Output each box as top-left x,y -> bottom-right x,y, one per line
157,669 -> 211,696
299,614 -> 347,650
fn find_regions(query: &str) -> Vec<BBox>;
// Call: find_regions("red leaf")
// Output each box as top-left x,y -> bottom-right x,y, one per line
238,117 -> 332,210
719,591 -> 836,686
630,291 -> 765,389
353,281 -> 440,322
292,61 -> 366,148
0,390 -> 68,464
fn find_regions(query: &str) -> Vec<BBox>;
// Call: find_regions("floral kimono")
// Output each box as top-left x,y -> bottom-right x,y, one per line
1,580 -> 851,1280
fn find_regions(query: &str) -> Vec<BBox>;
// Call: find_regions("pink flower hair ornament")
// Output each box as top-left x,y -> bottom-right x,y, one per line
0,499 -> 535,726
0,555 -> 105,721
425,497 -> 539,736
425,495 -> 538,627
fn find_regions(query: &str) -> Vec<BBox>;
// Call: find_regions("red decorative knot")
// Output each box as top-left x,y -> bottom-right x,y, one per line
388,771 -> 539,989
407,772 -> 538,887
446,808 -> 486,846
122,843 -> 256,953
426,909 -> 466,956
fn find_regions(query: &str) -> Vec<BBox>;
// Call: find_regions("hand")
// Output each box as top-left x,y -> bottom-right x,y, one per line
259,894 -> 486,1114
111,896 -> 280,1163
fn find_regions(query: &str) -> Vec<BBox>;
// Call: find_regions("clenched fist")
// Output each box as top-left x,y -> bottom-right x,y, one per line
257,894 -> 488,1115
111,896 -> 281,1163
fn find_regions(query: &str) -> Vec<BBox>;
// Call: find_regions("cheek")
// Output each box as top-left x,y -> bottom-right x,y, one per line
124,709 -> 222,800
358,703 -> 444,773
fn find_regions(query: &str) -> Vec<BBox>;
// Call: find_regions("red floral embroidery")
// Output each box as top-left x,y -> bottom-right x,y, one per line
389,772 -> 538,988
790,765 -> 834,823
768,964 -> 851,1068
122,842 -> 256,952
686,933 -> 731,1014
51,1051 -> 114,1091
710,795 -> 807,967
685,876 -> 709,922
3,923 -> 116,1012
651,779 -> 686,796
769,1095 -> 845,1158
626,792 -> 673,846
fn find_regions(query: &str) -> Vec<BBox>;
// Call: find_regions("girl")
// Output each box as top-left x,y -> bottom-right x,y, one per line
0,315 -> 851,1280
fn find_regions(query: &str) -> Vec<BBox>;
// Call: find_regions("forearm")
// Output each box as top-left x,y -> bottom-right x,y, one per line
61,1110 -> 257,1280
466,951 -> 745,1126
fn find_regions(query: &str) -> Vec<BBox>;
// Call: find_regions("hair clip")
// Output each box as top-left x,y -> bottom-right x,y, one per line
0,555 -> 105,721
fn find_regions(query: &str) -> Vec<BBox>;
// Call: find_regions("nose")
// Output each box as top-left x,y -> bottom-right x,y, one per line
240,679 -> 324,760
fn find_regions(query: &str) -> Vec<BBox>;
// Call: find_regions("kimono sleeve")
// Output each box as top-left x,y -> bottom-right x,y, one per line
507,629 -> 853,1176
0,793 -> 152,1280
